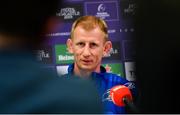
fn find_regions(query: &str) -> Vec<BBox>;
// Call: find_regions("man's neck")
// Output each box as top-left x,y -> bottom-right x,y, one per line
73,64 -> 101,78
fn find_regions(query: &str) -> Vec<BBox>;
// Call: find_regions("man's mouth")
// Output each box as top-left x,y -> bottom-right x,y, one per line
82,60 -> 93,64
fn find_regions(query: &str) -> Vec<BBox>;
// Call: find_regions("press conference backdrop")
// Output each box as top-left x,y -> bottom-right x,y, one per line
36,0 -> 136,81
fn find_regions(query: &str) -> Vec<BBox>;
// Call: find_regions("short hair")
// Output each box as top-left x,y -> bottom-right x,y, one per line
70,15 -> 109,41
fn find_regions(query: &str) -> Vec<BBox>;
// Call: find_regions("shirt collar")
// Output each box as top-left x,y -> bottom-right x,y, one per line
68,63 -> 106,74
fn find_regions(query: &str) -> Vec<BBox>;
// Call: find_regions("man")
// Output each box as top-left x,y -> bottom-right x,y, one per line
66,15 -> 137,114
0,1 -> 102,113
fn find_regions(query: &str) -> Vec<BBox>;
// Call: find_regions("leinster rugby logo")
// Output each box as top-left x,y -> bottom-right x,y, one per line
102,88 -> 112,102
124,82 -> 135,89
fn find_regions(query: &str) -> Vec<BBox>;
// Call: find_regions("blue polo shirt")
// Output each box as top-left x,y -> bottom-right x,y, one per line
65,64 -> 137,114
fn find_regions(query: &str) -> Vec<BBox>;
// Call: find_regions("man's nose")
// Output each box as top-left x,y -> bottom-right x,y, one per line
82,45 -> 91,57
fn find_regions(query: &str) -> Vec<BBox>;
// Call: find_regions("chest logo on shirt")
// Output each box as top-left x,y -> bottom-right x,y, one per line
124,82 -> 135,89
102,88 -> 112,102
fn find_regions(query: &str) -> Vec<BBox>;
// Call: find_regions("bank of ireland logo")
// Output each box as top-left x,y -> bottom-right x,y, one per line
55,44 -> 74,64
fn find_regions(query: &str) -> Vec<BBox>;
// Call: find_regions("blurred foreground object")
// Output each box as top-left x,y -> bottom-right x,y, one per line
135,0 -> 180,113
0,0 -> 102,113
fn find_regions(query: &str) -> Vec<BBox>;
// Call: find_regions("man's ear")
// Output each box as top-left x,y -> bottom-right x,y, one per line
103,41 -> 112,57
66,38 -> 74,54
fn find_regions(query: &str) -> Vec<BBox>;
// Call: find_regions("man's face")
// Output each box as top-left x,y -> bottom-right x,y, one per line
67,26 -> 111,72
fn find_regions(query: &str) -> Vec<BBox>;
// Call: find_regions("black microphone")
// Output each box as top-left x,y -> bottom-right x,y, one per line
110,85 -> 138,113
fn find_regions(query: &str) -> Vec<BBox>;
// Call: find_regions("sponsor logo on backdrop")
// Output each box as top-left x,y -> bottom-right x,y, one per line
125,62 -> 136,81
56,3 -> 83,22
102,63 -> 124,77
103,41 -> 121,61
56,65 -> 69,76
96,3 -> 110,19
55,44 -> 74,64
46,32 -> 70,37
35,46 -> 53,64
108,29 -> 116,34
85,1 -> 119,21
45,23 -> 72,37
119,28 -> 134,33
119,0 -> 137,19
123,40 -> 135,60
66,0 -> 84,1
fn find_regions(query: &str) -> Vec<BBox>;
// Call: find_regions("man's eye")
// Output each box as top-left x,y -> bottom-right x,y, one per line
77,42 -> 84,46
90,43 -> 98,48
